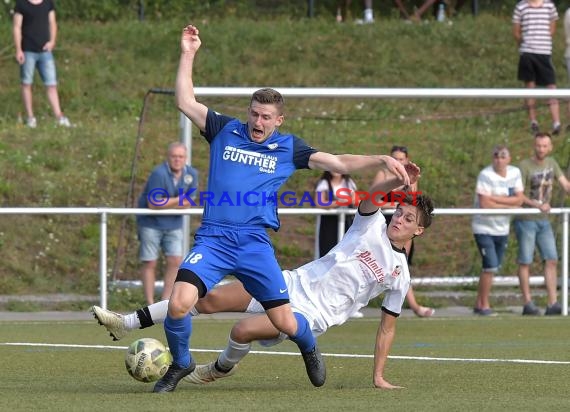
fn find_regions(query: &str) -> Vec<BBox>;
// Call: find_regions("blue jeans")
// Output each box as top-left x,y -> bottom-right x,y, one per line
514,219 -> 558,264
20,51 -> 57,86
473,233 -> 508,272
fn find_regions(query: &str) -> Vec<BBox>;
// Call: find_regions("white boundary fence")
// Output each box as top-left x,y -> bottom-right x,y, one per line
0,207 -> 568,314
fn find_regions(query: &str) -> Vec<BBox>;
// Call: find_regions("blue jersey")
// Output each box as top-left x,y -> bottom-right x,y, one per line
137,162 -> 199,230
201,110 -> 316,230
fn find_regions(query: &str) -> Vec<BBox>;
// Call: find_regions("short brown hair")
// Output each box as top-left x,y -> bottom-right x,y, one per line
399,193 -> 434,228
251,88 -> 284,114
535,132 -> 552,140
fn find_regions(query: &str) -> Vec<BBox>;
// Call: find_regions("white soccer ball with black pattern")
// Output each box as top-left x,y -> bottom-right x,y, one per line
125,338 -> 172,382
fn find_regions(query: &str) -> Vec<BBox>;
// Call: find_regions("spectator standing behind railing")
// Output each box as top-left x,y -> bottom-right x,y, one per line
314,171 -> 358,258
472,145 -> 524,317
512,0 -> 561,135
136,142 -> 199,305
563,6 -> 570,132
12,0 -> 71,128
514,132 -> 570,316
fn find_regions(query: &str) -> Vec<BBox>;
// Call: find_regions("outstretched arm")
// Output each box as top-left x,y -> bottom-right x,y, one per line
308,152 -> 410,186
373,311 -> 403,389
175,25 -> 208,132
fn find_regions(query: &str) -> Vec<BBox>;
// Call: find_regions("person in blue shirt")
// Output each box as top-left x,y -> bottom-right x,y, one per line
137,142 -> 199,305
153,24 -> 411,393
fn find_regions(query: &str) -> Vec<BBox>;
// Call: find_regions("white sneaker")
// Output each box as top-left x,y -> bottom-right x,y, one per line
57,116 -> 71,127
26,117 -> 37,128
184,361 -> 237,384
91,305 -> 128,341
351,311 -> 364,318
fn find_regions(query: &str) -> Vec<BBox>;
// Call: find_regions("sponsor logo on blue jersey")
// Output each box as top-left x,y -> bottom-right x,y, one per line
222,145 -> 277,174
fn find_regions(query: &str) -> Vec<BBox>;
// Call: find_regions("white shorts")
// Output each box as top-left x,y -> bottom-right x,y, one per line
246,269 -> 329,347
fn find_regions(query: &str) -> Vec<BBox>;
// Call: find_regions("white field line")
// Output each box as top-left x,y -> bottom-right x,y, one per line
2,342 -> 570,365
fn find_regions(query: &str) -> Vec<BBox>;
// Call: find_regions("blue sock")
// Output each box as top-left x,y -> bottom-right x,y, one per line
164,313 -> 192,368
288,312 -> 316,353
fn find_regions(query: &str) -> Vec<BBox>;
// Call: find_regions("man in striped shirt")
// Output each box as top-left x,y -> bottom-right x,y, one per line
513,0 -> 560,135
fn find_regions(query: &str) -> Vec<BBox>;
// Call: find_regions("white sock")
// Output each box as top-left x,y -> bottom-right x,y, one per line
217,336 -> 251,370
147,300 -> 170,324
125,300 -> 198,330
123,300 -> 170,330
364,9 -> 373,22
123,312 -> 139,330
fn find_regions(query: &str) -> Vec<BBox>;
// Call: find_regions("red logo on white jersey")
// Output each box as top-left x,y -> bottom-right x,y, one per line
391,265 -> 402,278
357,251 -> 385,283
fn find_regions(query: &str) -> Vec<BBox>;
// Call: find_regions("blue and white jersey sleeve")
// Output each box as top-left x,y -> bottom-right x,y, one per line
202,110 -> 234,143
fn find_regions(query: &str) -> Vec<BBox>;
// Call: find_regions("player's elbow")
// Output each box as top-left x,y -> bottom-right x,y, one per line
175,95 -> 190,112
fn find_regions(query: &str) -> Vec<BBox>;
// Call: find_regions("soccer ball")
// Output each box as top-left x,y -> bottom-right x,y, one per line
125,338 -> 172,383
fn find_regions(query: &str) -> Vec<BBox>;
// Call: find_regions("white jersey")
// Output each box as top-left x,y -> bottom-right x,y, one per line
471,165 -> 523,236
247,209 -> 410,343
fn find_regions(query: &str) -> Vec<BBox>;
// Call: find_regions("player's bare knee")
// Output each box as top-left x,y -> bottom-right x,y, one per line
167,297 -> 190,318
229,321 -> 251,343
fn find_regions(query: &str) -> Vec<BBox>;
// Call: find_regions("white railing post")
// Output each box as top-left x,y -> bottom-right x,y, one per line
99,211 -> 108,310
180,113 -> 193,255
562,211 -> 569,316
337,210 -> 346,242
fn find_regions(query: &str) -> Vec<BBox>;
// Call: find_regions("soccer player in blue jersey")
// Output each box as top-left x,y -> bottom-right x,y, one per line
153,24 -> 411,393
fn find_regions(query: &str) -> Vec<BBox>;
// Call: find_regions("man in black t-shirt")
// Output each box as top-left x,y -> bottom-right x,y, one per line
13,0 -> 71,128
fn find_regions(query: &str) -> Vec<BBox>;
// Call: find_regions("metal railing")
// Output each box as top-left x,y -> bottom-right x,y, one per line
0,206 -> 568,314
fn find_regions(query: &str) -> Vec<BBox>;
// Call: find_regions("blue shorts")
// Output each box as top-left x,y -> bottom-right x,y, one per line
20,51 -> 58,86
179,222 -> 288,303
138,226 -> 183,261
473,234 -> 508,272
514,219 -> 558,264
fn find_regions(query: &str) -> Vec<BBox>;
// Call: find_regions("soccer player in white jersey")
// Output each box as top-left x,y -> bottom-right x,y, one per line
93,162 -> 434,389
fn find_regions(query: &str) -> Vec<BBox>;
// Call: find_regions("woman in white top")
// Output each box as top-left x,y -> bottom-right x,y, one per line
314,171 -> 358,258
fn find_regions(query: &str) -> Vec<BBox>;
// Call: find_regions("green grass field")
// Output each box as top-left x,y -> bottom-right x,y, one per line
2,314 -> 570,411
